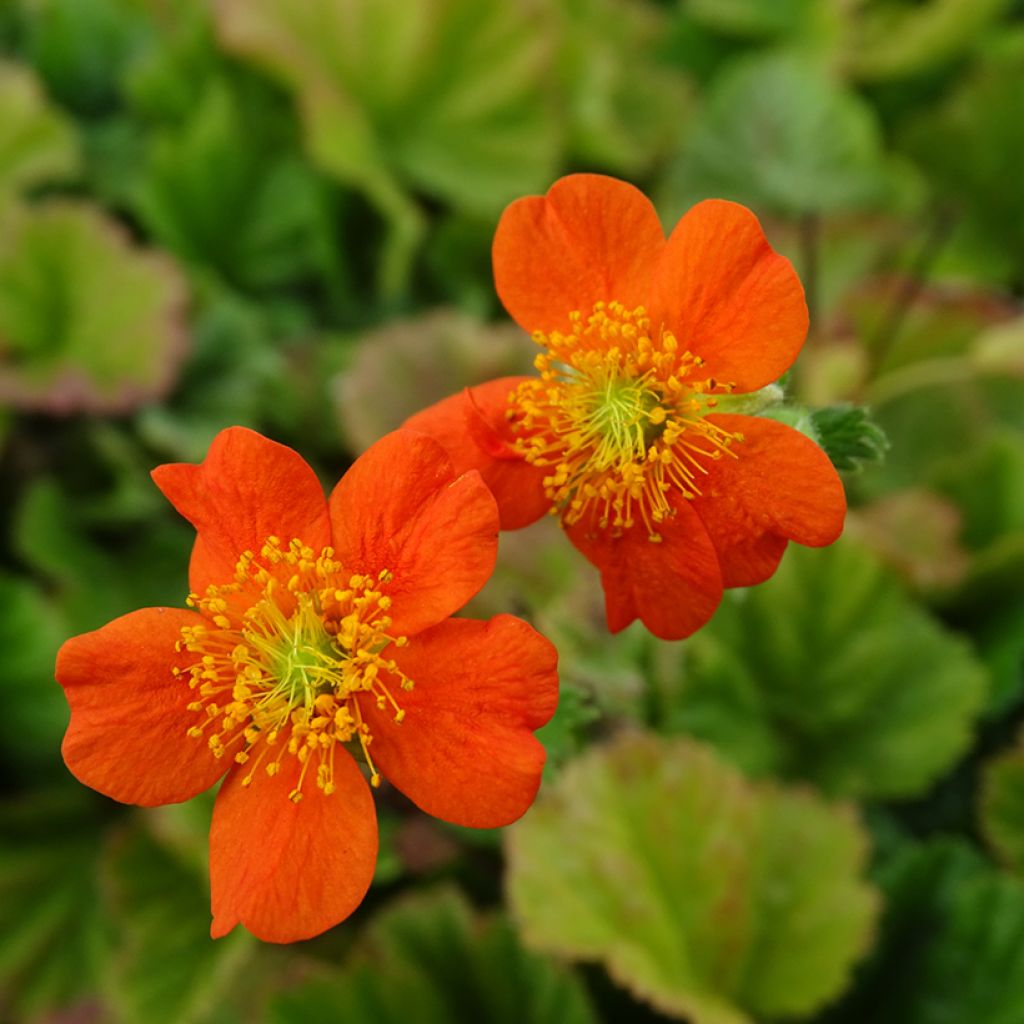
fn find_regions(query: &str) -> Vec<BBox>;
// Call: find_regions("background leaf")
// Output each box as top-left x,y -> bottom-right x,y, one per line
507,732 -> 877,1024
663,539 -> 987,799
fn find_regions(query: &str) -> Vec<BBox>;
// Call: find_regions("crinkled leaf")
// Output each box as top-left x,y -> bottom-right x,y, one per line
668,540 -> 987,799
0,572 -> 67,774
507,733 -> 877,1024
822,839 -> 1024,1024
811,403 -> 890,471
102,826 -> 263,1024
0,201 -> 188,412
0,789 -> 106,1022
331,307 -> 533,454
660,52 -> 891,220
981,742 -> 1024,875
0,59 -> 78,206
268,888 -> 597,1024
215,0 -> 560,296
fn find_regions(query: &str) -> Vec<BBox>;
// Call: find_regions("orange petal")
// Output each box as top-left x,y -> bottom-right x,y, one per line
329,430 -> 499,637
404,377 -> 550,530
649,200 -> 808,393
361,616 -> 558,828
209,751 -> 377,943
567,503 -> 724,640
56,607 -> 226,806
151,427 -> 332,594
493,174 -> 666,335
693,413 -> 846,587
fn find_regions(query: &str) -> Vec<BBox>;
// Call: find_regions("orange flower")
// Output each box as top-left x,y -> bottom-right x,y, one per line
407,174 -> 846,640
55,427 -> 558,942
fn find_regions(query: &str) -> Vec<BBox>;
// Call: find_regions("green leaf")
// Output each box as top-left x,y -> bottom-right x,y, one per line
133,80 -> 336,293
903,32 -> 1024,276
101,826 -> 263,1024
980,740 -> 1024,875
0,201 -> 188,412
0,789 -> 107,1021
685,0 -> 818,38
214,0 -> 560,296
810,403 -> 890,471
667,539 -> 987,800
660,52 -> 891,220
822,839 -> 1024,1024
556,0 -> 690,175
268,888 -> 597,1024
0,572 -> 67,774
0,59 -> 78,208
21,0 -> 155,117
507,733 -> 877,1024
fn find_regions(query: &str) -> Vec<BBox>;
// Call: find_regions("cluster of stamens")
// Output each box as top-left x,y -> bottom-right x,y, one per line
175,537 -> 411,802
509,301 -> 743,540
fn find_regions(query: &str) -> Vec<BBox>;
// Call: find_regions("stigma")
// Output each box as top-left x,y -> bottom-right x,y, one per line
509,301 -> 743,540
175,537 -> 411,802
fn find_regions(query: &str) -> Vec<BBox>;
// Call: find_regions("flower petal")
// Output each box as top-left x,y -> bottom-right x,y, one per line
329,430 -> 500,637
404,377 -> 550,530
361,615 -> 558,829
567,503 -> 724,640
650,200 -> 808,393
151,427 -> 332,594
56,607 -> 226,806
209,751 -> 377,943
493,174 -> 666,335
692,413 -> 846,587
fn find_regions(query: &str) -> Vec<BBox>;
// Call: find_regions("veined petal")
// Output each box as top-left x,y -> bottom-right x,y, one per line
568,503 -> 724,641
151,427 -> 332,595
692,413 -> 846,587
56,607 -> 226,806
362,616 -> 558,829
404,377 -> 550,530
209,751 -> 376,943
650,200 -> 808,393
329,430 -> 499,637
493,174 -> 666,336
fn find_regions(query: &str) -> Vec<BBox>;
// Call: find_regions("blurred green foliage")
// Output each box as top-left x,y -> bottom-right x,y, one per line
1,0 -> 1023,1020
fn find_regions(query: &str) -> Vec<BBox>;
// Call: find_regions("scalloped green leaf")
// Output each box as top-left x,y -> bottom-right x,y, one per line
507,733 -> 877,1024
0,201 -> 188,412
101,826 -> 262,1024
0,59 -> 78,207
268,888 -> 597,1024
215,0 -> 560,295
980,741 -> 1024,875
668,539 -> 987,800
660,52 -> 891,220
822,840 -> 1024,1024
0,789 -> 106,1022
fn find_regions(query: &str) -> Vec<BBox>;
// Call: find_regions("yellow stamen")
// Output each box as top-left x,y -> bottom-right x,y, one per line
509,301 -> 743,540
178,537 -> 413,801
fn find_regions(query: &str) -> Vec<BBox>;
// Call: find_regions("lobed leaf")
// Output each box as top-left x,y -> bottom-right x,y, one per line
668,539 -> 988,800
507,732 -> 877,1024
